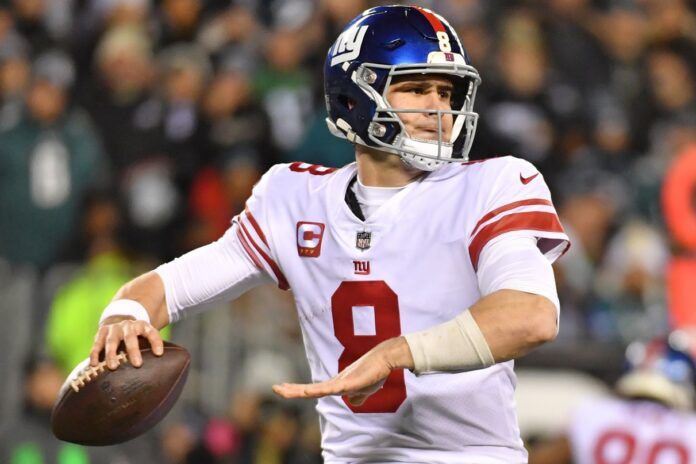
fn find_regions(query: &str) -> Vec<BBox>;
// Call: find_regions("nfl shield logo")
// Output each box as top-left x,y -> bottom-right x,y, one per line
356,231 -> 371,250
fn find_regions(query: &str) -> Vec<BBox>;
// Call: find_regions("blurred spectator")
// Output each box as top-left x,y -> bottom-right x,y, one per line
160,410 -> 215,464
254,25 -> 314,155
157,42 -> 210,185
188,155 -> 262,245
541,0 -> 606,95
645,45 -> 696,125
0,33 -> 30,129
594,220 -> 670,342
200,52 -> 272,162
156,0 -> 202,47
644,0 -> 696,47
44,193 -> 135,374
592,3 -> 653,152
555,188 -> 618,340
484,9 -> 582,170
10,0 -> 62,54
44,190 -> 173,373
197,5 -> 261,57
81,24 -> 159,173
0,50 -> 106,270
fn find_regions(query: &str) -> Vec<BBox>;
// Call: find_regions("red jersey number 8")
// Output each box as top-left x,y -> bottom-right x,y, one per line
331,281 -> 407,413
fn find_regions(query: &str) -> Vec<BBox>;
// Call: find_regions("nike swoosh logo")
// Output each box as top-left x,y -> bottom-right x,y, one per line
520,173 -> 539,185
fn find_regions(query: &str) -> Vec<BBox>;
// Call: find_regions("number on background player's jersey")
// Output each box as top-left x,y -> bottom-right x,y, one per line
570,397 -> 696,464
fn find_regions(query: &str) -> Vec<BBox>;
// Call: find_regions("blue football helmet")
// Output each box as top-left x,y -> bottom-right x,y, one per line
616,331 -> 696,410
324,5 -> 481,171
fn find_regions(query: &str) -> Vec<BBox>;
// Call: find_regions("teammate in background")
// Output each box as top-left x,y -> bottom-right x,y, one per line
529,331 -> 696,464
90,6 -> 569,462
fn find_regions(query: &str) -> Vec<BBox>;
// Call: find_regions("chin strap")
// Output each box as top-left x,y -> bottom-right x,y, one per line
399,137 -> 454,172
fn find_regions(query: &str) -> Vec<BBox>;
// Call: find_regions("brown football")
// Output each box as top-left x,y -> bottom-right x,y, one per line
51,338 -> 190,446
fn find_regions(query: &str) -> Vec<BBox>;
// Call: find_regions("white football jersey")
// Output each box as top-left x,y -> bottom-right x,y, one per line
569,397 -> 696,464
234,156 -> 569,463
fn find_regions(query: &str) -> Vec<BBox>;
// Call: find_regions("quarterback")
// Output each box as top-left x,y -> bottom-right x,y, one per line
91,6 -> 570,463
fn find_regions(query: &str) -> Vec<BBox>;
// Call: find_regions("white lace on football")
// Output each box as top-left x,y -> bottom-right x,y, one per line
70,352 -> 129,392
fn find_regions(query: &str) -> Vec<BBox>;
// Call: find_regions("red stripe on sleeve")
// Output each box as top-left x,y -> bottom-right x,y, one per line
471,199 -> 553,238
413,6 -> 446,33
236,227 -> 264,270
469,212 -> 565,271
244,209 -> 269,247
239,222 -> 290,290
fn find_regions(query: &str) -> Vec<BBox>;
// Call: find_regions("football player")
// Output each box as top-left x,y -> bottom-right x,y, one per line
91,6 -> 569,462
529,331 -> 696,464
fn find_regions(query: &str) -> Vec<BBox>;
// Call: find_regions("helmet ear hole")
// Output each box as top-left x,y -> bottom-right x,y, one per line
338,95 -> 356,111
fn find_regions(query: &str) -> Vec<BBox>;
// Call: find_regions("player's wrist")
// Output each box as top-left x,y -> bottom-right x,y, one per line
101,315 -> 137,326
99,299 -> 151,326
382,336 -> 415,370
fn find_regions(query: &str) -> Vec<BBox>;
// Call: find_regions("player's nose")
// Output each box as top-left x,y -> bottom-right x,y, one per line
423,92 -> 449,116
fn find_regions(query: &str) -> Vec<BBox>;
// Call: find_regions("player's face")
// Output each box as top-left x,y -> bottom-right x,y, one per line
386,75 -> 454,143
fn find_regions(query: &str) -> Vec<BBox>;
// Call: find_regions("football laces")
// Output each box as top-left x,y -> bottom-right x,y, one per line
70,352 -> 129,392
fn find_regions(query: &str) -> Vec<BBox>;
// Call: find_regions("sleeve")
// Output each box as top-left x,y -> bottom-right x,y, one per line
477,235 -> 561,323
155,223 -> 273,323
232,164 -> 290,290
468,157 -> 570,272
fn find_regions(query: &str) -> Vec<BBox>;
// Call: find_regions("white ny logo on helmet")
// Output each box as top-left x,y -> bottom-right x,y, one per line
330,23 -> 369,67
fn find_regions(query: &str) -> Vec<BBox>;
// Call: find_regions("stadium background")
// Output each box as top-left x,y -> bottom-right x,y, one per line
0,0 -> 695,462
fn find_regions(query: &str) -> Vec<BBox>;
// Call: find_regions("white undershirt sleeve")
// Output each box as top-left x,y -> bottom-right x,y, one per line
476,235 -> 560,326
155,223 -> 273,323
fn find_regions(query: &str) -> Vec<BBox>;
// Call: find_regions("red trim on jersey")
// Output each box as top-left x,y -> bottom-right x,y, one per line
413,6 -> 446,33
469,211 -> 565,271
236,226 -> 264,270
471,198 -> 553,238
239,222 -> 290,290
244,209 -> 269,247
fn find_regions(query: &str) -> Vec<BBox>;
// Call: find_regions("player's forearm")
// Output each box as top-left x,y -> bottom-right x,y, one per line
469,289 -> 557,362
108,271 -> 170,329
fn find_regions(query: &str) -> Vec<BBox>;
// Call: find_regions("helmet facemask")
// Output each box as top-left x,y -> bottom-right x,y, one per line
355,62 -> 481,171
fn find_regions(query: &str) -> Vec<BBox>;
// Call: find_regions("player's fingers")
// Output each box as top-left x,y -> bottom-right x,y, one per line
272,382 -> 329,399
90,326 -> 108,366
122,323 -> 143,368
104,327 -> 124,370
273,380 -> 346,399
272,383 -> 308,398
141,323 -> 164,356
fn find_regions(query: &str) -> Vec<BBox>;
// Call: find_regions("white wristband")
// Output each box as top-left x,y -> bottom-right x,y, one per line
99,299 -> 151,326
404,310 -> 494,375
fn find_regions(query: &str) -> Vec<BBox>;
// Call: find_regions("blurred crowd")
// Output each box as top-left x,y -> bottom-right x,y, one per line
0,0 -> 695,462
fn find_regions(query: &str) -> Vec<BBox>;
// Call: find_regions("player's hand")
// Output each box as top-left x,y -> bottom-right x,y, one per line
272,337 -> 414,406
90,316 -> 164,370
